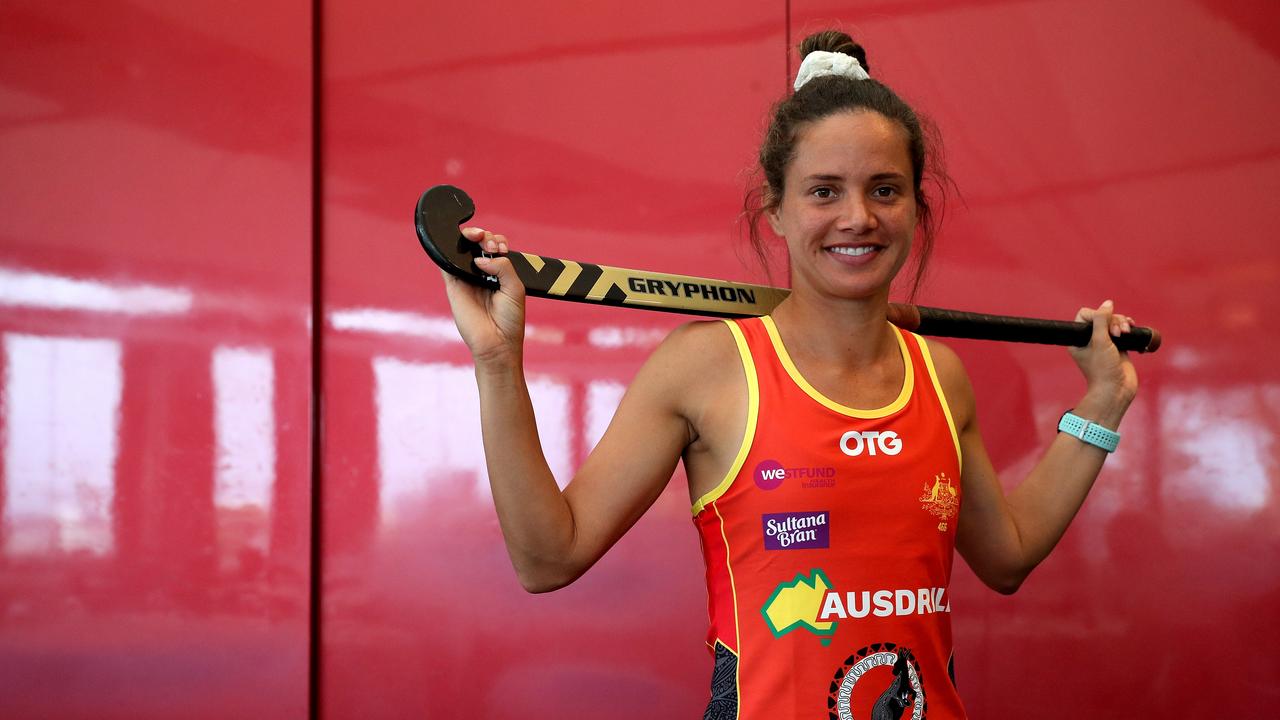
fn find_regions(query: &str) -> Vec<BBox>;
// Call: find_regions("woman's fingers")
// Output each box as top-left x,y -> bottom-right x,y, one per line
461,226 -> 509,255
1078,300 -> 1114,345
474,255 -> 523,299
1076,300 -> 1136,339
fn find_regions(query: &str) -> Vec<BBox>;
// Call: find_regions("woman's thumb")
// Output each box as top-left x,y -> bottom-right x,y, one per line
1090,300 -> 1114,344
475,255 -> 525,298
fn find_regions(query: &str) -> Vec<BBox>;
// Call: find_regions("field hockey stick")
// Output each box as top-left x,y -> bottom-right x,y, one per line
416,185 -> 1161,353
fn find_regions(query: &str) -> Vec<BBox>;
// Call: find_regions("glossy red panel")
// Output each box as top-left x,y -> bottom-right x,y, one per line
0,2 -> 312,717
318,1 -> 783,717
7,0 -> 1277,717
782,2 -> 1280,717
324,0 -> 1280,717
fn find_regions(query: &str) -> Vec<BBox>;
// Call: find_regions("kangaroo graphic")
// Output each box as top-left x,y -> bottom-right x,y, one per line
870,647 -> 916,720
921,473 -> 956,503
920,473 -> 959,531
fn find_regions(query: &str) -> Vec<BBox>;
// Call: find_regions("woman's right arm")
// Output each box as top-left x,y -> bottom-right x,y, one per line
444,228 -> 704,593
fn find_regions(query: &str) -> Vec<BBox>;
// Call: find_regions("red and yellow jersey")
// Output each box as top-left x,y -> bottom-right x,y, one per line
694,316 -> 967,720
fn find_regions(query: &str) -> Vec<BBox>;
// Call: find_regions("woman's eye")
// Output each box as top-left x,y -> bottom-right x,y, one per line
872,186 -> 897,198
812,187 -> 836,199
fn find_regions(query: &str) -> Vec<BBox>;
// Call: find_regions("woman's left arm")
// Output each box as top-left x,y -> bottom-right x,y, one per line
936,300 -> 1139,594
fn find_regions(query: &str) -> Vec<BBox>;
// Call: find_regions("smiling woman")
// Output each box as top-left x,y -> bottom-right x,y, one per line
765,111 -> 919,301
440,28 -> 1139,720
746,29 -> 945,302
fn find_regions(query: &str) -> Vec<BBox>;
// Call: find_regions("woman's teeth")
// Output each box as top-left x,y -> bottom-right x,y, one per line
829,246 -> 876,257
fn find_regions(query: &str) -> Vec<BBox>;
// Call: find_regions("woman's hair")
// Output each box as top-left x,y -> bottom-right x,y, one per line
744,30 -> 948,299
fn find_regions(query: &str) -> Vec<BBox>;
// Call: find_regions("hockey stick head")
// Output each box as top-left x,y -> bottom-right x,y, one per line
415,184 -> 495,288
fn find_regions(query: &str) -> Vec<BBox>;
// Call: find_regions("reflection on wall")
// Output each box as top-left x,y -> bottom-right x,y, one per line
1161,385 -> 1276,511
3,333 -> 122,556
0,267 -> 191,315
330,307 -> 461,342
329,307 -> 564,346
372,358 -> 572,527
585,380 -> 625,454
587,325 -> 667,350
212,346 -> 276,559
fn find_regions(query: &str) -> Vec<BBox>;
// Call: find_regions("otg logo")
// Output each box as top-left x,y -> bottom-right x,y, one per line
839,430 -> 902,457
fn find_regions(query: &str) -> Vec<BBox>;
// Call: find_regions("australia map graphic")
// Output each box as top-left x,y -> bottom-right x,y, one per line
761,569 -> 837,645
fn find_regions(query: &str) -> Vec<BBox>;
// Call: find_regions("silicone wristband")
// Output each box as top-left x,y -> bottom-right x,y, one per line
1058,411 -> 1120,452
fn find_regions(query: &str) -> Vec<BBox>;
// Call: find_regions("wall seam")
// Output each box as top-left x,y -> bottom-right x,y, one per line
308,0 -> 325,717
785,0 -> 792,86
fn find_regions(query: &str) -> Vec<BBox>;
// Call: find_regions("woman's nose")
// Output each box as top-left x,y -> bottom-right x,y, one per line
838,196 -> 878,233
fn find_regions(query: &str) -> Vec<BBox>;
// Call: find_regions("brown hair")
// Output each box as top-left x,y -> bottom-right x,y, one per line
744,30 -> 948,299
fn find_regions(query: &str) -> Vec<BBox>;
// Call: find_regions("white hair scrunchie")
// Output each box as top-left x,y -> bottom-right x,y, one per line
793,50 -> 870,91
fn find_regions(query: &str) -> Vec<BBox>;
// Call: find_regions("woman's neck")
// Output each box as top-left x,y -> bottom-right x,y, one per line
769,289 -> 898,369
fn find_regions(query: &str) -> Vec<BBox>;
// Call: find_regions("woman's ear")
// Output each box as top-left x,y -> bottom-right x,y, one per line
765,191 -> 784,237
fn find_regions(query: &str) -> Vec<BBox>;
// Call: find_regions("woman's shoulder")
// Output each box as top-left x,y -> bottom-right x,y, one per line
651,320 -> 751,456
917,336 -> 976,428
664,318 -> 739,346
626,320 -> 745,413
646,319 -> 742,376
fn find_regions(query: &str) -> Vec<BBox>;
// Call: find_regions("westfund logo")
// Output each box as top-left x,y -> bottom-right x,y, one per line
763,511 -> 830,550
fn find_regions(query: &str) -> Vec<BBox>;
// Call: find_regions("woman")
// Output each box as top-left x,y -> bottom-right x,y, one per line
443,30 -> 1137,720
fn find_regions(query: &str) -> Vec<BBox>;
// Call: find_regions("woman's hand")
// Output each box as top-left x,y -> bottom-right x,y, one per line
442,227 -> 527,368
950,301 -> 1140,593
1068,300 -> 1139,417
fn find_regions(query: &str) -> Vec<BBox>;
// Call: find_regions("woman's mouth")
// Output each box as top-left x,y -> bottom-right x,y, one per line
825,244 -> 882,265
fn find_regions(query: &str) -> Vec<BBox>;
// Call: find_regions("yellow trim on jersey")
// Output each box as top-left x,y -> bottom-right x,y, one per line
713,638 -> 740,656
691,320 -> 759,516
714,503 -> 742,707
761,315 -> 913,418
916,334 -> 963,468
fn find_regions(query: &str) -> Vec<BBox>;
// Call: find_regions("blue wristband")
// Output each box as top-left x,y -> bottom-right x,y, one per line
1058,411 -> 1120,452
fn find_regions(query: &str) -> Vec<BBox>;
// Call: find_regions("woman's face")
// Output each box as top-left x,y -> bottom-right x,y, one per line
767,110 -> 918,302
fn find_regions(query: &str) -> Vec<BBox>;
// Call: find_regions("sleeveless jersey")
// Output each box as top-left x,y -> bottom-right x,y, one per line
694,316 -> 967,720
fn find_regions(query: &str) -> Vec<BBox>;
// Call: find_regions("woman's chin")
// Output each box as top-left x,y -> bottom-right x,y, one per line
795,277 -> 893,304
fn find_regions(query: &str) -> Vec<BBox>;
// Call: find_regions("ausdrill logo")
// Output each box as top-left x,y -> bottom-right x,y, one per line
753,460 -> 837,490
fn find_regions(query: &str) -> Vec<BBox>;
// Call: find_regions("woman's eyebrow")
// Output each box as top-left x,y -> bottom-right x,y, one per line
803,172 -> 908,183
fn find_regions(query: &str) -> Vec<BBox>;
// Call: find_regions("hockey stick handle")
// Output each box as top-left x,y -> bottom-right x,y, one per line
416,184 -> 1161,353
886,304 -> 1160,353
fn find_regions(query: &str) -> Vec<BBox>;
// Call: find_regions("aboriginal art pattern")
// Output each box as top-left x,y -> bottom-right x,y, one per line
703,642 -> 739,720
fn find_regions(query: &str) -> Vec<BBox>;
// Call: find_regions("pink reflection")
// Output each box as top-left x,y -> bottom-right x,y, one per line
372,358 -> 573,527
212,346 -> 276,560
3,333 -> 122,556
0,267 -> 192,315
584,380 -> 624,453
330,306 -> 564,345
587,325 -> 668,350
1161,385 -> 1275,511
330,308 -> 461,342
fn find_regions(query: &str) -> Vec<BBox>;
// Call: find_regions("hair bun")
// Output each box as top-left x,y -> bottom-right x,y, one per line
799,30 -> 869,75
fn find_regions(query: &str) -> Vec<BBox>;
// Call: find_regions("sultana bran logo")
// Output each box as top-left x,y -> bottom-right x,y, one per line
762,511 -> 830,550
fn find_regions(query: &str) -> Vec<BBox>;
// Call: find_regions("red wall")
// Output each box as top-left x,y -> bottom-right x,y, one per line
3,1 -> 1278,718
0,1 -> 313,717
